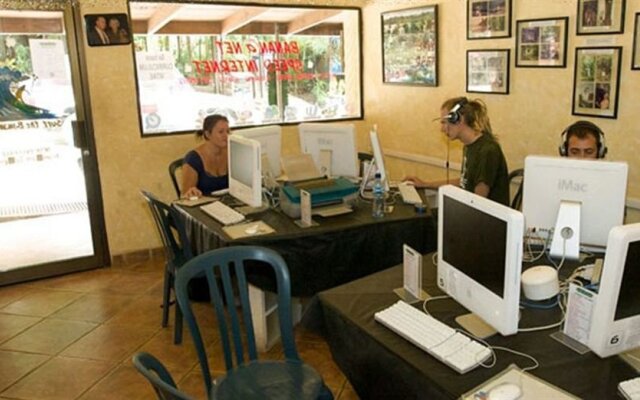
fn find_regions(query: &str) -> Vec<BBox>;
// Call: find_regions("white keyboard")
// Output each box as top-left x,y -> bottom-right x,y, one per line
398,183 -> 423,204
620,377 -> 640,399
374,300 -> 492,374
200,201 -> 245,225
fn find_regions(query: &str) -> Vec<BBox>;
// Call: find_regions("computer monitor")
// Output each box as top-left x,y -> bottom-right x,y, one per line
298,123 -> 358,178
228,135 -> 262,208
438,185 -> 524,337
235,125 -> 282,179
522,156 -> 628,259
588,223 -> 640,358
369,125 -> 390,192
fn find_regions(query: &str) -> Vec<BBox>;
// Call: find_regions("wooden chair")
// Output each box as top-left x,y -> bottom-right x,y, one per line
175,246 -> 333,400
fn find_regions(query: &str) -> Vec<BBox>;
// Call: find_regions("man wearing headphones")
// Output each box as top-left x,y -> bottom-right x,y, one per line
559,120 -> 607,159
405,97 -> 510,206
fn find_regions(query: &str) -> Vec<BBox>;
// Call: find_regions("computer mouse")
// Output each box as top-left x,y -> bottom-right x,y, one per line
188,196 -> 199,201
486,382 -> 522,400
244,224 -> 260,235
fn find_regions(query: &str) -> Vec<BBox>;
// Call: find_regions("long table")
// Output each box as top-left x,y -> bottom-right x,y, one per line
318,255 -> 638,399
176,197 -> 436,350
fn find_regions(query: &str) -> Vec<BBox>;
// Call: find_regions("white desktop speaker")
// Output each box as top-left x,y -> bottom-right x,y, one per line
521,266 -> 560,301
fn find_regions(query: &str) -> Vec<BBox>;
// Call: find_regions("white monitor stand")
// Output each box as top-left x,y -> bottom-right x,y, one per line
549,200 -> 581,260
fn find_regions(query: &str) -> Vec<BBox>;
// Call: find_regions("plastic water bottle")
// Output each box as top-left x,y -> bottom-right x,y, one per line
372,172 -> 385,219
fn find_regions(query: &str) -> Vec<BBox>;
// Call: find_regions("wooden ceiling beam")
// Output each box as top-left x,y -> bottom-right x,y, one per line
220,7 -> 269,36
286,9 -> 342,35
0,18 -> 62,34
146,4 -> 183,35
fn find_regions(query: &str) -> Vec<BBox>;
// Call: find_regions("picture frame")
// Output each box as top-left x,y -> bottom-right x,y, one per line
467,0 -> 512,40
516,17 -> 568,68
85,13 -> 131,47
572,47 -> 622,119
577,0 -> 625,35
633,13 -> 640,69
381,5 -> 438,86
466,49 -> 510,94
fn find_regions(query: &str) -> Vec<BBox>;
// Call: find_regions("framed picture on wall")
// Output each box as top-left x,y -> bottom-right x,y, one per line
467,0 -> 511,39
572,47 -> 622,119
85,13 -> 131,46
577,0 -> 625,35
633,13 -> 640,69
381,5 -> 438,86
516,17 -> 568,68
466,49 -> 510,94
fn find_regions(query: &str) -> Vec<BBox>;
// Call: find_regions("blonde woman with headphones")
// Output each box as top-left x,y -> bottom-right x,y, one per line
405,97 -> 510,206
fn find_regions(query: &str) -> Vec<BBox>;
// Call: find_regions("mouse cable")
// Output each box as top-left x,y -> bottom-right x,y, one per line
431,252 -> 438,267
490,346 -> 540,372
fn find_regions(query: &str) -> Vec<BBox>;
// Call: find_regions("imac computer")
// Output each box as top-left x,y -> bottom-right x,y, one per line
369,125 -> 390,192
298,123 -> 359,178
522,155 -> 628,259
588,223 -> 640,358
438,185 -> 524,337
228,135 -> 263,208
235,125 -> 282,179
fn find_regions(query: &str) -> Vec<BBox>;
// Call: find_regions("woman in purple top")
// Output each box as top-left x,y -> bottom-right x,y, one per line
181,114 -> 230,198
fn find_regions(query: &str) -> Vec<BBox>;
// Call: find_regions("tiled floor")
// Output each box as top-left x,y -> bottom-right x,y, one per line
0,254 -> 359,399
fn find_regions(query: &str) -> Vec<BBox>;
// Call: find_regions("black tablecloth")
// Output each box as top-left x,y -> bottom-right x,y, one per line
318,255 -> 637,399
176,199 -> 436,297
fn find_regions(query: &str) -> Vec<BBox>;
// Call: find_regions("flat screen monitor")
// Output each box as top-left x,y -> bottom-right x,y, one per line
438,185 -> 524,336
228,135 -> 262,208
522,156 -> 628,253
298,123 -> 358,178
235,125 -> 282,179
369,126 -> 390,192
589,223 -> 640,358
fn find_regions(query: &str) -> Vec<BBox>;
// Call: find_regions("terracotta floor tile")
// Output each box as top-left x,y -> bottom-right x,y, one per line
61,322 -> 158,362
51,293 -> 135,323
0,313 -> 41,343
0,350 -> 50,392
1,289 -> 83,317
94,272 -> 163,295
0,284 -> 37,309
78,364 -> 157,400
30,268 -> 117,292
104,293 -> 164,328
1,356 -> 113,400
0,318 -> 96,355
297,340 -> 347,396
137,329 -> 201,372
177,369 -> 209,400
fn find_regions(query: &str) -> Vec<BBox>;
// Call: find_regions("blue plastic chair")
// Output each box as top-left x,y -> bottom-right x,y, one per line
141,190 -> 193,344
132,351 -> 195,400
175,246 -> 333,400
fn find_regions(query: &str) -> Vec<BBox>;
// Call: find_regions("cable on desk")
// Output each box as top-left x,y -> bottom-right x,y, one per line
421,295 -> 450,316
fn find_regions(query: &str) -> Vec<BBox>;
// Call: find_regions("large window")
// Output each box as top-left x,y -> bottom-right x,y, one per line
129,2 -> 362,135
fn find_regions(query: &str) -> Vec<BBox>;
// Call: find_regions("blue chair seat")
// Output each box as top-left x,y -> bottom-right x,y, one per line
213,360 -> 324,399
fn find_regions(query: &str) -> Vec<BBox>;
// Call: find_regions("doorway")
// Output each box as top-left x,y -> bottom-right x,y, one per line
0,2 -> 109,284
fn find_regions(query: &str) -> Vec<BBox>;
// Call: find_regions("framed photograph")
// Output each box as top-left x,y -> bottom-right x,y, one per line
467,0 -> 511,39
85,13 -> 131,47
577,0 -> 625,35
466,49 -> 510,94
572,47 -> 622,119
516,17 -> 568,68
633,13 -> 640,69
381,5 -> 438,86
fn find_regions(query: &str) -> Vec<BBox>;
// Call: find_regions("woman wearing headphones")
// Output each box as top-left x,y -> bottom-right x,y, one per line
405,97 -> 510,206
181,114 -> 230,198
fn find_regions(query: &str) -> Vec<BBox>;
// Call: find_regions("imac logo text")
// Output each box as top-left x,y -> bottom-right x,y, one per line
558,179 -> 587,192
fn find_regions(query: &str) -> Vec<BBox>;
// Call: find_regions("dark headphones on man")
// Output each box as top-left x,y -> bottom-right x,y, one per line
559,120 -> 607,158
445,98 -> 468,124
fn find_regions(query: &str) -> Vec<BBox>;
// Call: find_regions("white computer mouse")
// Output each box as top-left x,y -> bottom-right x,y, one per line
487,382 -> 523,400
244,224 -> 260,235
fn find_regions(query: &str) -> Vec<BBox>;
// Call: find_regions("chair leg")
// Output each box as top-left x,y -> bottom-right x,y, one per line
161,265 -> 171,328
173,294 -> 183,345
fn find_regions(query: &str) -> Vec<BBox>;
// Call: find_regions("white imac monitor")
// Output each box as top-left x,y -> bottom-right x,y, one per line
228,135 -> 262,208
369,126 -> 390,192
522,156 -> 628,258
589,223 -> 640,358
235,125 -> 282,179
438,185 -> 524,337
298,123 -> 358,178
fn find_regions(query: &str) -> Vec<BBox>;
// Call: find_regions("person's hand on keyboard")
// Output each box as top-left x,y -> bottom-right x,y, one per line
183,186 -> 202,199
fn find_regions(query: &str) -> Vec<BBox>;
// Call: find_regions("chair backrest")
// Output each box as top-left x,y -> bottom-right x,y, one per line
175,246 -> 299,394
141,190 -> 193,263
169,158 -> 184,199
132,352 -> 195,400
508,168 -> 524,210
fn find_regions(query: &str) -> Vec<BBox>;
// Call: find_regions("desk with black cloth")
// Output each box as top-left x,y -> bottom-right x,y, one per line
176,197 -> 436,297
318,254 -> 637,399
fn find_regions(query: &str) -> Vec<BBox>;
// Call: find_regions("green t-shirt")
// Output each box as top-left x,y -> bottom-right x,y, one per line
460,134 -> 510,206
